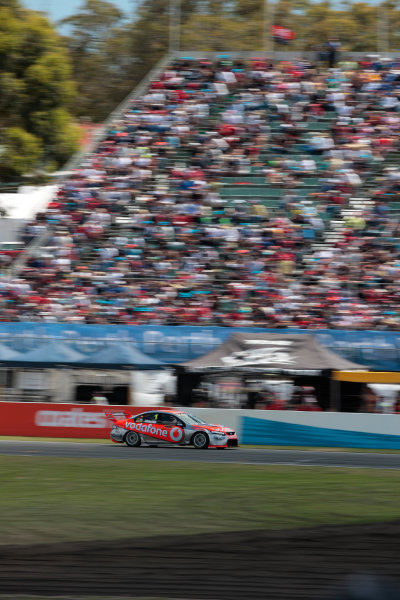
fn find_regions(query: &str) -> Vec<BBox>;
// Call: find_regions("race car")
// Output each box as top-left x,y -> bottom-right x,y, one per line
106,409 -> 238,449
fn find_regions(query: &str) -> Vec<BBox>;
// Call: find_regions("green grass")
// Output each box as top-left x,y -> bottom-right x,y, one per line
1,456 -> 400,546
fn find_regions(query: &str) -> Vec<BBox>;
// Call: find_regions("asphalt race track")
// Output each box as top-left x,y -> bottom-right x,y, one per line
1,440 -> 400,469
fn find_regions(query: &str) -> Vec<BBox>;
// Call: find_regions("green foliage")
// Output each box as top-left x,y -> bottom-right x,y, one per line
180,14 -> 262,51
0,0 -> 78,180
29,108 -> 81,165
61,0 -> 136,121
24,51 -> 76,110
0,127 -> 43,179
0,72 -> 26,126
0,6 -> 23,73
61,0 -> 124,51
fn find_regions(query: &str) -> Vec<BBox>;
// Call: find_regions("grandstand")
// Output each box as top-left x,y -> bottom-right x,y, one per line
3,52 -> 400,330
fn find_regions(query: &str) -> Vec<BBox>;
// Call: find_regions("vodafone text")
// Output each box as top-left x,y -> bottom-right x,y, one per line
125,421 -> 169,438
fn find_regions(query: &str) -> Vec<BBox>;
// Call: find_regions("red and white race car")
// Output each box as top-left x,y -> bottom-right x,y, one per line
106,409 -> 238,449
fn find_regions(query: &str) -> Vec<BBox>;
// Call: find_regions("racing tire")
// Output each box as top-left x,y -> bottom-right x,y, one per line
124,431 -> 141,447
192,431 -> 209,449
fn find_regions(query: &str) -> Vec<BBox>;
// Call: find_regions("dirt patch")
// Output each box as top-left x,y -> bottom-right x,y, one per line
1,522 -> 400,599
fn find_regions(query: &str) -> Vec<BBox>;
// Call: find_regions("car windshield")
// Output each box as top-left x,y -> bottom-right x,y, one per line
178,413 -> 208,425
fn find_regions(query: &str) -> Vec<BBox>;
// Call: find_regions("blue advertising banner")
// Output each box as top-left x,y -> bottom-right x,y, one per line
0,323 -> 398,369
241,416 -> 400,449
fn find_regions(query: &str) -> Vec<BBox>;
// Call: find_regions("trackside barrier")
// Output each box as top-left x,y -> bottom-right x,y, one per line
188,408 -> 400,450
2,404 -> 400,448
0,403 -> 155,438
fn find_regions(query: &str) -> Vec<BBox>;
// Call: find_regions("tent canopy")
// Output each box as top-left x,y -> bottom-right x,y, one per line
79,343 -> 164,370
180,332 -> 366,375
0,340 -> 164,370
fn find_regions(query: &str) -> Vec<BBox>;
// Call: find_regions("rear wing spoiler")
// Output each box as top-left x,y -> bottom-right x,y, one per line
104,409 -> 132,423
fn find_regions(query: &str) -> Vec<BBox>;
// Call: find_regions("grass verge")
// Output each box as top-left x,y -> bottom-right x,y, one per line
1,456 -> 400,546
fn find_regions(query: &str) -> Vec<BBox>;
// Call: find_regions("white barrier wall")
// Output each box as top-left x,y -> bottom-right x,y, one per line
186,408 -> 400,449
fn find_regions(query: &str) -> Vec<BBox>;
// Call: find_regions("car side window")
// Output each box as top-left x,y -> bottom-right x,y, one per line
134,414 -> 144,423
158,413 -> 172,424
160,413 -> 177,425
143,412 -> 158,423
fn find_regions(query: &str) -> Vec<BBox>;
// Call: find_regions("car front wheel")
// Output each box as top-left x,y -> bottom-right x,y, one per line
192,431 -> 209,449
125,431 -> 141,447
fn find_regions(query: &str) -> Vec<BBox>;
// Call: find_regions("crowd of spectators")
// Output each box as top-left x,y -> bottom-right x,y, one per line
2,54 -> 400,328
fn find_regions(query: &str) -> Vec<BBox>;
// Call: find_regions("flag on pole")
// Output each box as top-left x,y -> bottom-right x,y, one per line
271,25 -> 296,44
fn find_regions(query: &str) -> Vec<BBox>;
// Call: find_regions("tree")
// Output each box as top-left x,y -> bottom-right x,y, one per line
29,108 -> 81,166
180,13 -> 261,50
0,1 -> 78,180
0,127 -> 43,180
126,0 -> 170,87
61,0 -> 136,121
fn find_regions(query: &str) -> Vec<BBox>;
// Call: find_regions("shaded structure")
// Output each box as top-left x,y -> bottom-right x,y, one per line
180,332 -> 364,374
177,333 -> 366,410
0,340 -> 165,404
0,340 -> 164,370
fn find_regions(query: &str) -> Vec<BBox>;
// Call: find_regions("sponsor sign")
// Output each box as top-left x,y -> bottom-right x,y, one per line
36,408 -> 107,429
0,403 -> 154,438
0,323 -> 399,368
123,420 -> 184,443
222,347 -> 295,366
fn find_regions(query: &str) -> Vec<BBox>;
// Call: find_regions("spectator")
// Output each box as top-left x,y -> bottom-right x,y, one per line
325,37 -> 341,68
392,392 -> 400,414
363,386 -> 378,413
2,55 -> 400,333
91,390 -> 109,405
295,387 -> 322,411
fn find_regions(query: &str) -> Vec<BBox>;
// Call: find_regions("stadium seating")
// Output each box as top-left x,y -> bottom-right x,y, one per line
3,54 -> 400,329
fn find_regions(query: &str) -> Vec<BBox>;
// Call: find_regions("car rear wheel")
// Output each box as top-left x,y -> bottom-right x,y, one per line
192,431 -> 209,449
125,431 -> 141,447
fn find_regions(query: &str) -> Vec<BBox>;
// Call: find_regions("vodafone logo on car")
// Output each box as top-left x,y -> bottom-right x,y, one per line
170,426 -> 184,442
125,421 -> 167,437
124,420 -> 184,443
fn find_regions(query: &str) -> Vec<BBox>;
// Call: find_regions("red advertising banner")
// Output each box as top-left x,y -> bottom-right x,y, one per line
0,403 -> 156,439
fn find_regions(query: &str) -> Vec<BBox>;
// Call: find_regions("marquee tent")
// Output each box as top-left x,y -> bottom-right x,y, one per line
0,340 -> 164,370
180,332 -> 366,375
79,343 -> 165,370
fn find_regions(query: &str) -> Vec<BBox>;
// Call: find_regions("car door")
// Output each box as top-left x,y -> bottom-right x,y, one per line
135,412 -> 172,445
157,412 -> 186,445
